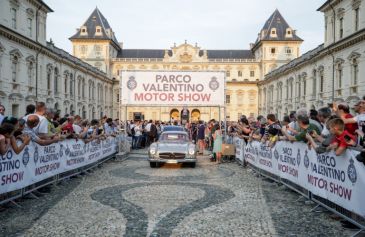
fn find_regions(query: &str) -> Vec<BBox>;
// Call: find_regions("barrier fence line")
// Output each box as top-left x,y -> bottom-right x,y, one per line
0,135 -> 125,205
234,138 -> 365,232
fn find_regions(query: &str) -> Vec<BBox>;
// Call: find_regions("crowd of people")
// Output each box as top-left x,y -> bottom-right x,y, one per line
122,97 -> 365,166
226,100 -> 365,166
0,102 -> 121,156
2,98 -> 365,165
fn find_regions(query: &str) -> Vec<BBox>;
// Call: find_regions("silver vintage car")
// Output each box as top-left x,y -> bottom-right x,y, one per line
148,131 -> 197,168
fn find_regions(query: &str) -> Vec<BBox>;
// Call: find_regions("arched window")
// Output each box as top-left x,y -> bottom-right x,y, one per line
11,55 -> 19,82
54,102 -> 59,113
77,76 -> 81,96
64,71 -> 68,94
319,68 -> 324,93
89,80 -> 92,99
312,70 -> 317,95
70,73 -> 74,96
289,78 -> 294,98
26,56 -> 35,88
82,78 -> 85,98
92,107 -> 95,119
54,67 -> 59,93
46,64 -> 53,91
28,61 -> 34,86
335,58 -> 344,91
70,104 -> 74,116
352,58 -> 359,86
82,106 -> 86,119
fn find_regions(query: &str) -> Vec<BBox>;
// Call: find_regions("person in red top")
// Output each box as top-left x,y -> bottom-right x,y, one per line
328,118 -> 356,156
336,103 -> 358,135
61,116 -> 75,138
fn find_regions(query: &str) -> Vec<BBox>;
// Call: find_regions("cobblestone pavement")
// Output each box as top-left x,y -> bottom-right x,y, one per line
0,150 -> 356,237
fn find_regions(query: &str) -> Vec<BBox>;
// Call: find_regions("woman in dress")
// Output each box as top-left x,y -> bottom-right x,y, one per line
213,124 -> 223,164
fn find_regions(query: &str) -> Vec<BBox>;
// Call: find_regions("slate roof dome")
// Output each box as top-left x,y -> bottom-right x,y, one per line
254,9 -> 303,45
69,7 -> 120,49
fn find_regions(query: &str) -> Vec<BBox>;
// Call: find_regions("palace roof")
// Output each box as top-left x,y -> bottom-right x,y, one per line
69,7 -> 120,48
254,9 -> 302,48
117,49 -> 254,59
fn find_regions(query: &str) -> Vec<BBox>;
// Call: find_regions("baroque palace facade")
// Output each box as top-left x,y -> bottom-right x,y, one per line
3,0 -> 360,122
259,0 -> 365,118
70,8 -> 302,122
0,0 -> 114,119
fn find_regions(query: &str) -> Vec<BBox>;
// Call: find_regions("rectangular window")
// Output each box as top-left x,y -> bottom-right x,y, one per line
250,71 -> 255,77
117,93 -> 120,102
355,8 -> 359,31
27,18 -> 32,37
339,17 -> 344,39
238,71 -> 242,77
80,45 -> 87,54
226,71 -> 230,77
226,95 -> 230,104
285,47 -> 292,54
271,48 -> 276,54
11,8 -> 16,29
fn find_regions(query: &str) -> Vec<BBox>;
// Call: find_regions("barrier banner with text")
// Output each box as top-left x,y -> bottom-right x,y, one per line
0,136 -> 119,194
233,137 -> 244,162
241,141 -> 365,217
121,71 -> 225,106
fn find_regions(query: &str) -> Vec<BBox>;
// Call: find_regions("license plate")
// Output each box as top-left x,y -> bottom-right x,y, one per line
166,160 -> 178,164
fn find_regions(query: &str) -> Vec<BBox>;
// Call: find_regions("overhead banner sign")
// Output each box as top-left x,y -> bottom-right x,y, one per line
120,71 -> 225,106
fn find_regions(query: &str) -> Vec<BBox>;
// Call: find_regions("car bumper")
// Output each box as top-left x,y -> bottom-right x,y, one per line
148,158 -> 197,164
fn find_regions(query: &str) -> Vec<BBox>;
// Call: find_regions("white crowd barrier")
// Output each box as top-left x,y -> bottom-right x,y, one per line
233,138 -> 365,219
0,136 -> 122,195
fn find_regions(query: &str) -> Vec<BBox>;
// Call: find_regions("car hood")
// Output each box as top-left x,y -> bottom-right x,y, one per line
156,142 -> 189,153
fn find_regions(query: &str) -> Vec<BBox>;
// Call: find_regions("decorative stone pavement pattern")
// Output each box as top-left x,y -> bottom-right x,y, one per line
0,150 -> 353,237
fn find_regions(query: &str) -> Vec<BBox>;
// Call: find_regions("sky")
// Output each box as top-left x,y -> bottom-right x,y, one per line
46,0 -> 325,54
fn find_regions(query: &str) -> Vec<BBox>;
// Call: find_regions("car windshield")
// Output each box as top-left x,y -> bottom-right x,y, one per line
163,126 -> 184,132
159,133 -> 188,142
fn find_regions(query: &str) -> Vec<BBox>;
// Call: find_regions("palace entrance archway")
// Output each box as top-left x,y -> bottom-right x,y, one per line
191,109 -> 200,122
170,109 -> 180,120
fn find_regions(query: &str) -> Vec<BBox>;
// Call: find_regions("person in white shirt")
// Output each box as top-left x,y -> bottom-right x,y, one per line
104,118 -> 115,136
133,121 -> 143,149
23,102 -> 49,139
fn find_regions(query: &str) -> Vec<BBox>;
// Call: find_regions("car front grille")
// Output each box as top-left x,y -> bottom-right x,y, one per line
159,152 -> 185,159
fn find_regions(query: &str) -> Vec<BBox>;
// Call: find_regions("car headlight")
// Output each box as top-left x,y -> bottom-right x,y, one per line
150,145 -> 157,155
150,148 -> 156,155
188,146 -> 195,155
